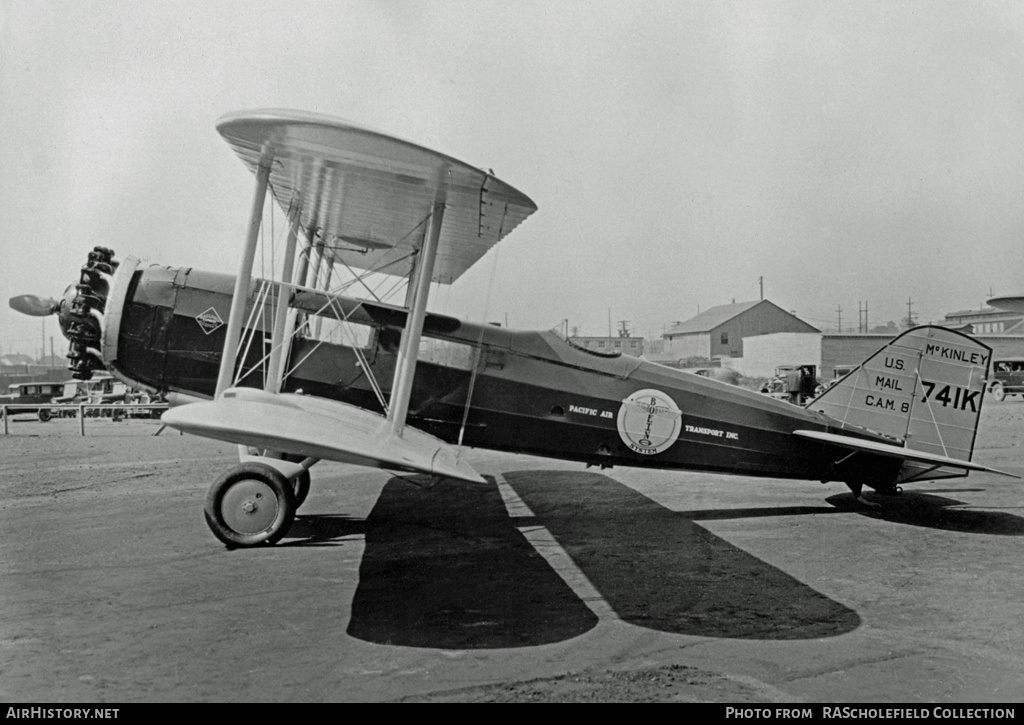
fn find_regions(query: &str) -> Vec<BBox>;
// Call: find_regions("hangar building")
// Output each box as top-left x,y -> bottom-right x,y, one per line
942,306 -> 1024,335
742,331 -> 1024,382
661,300 -> 819,363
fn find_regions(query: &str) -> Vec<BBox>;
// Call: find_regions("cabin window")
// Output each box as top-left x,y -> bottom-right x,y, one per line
418,337 -> 475,371
720,332 -> 729,345
306,317 -> 374,350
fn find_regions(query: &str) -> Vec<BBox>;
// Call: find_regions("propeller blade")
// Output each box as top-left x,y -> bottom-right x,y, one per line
9,294 -> 60,317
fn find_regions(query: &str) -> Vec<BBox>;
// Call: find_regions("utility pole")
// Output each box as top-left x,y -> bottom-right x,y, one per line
836,303 -> 842,333
758,276 -> 763,301
858,301 -> 869,333
906,297 -> 916,328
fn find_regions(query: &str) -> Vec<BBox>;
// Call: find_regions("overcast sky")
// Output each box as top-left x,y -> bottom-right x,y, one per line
3,0 -> 1024,356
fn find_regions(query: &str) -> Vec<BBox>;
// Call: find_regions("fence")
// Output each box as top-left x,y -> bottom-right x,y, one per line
1,404 -> 170,436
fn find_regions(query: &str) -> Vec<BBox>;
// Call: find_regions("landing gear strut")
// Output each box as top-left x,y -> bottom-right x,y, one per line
845,480 -> 882,510
291,469 -> 310,507
204,463 -> 297,548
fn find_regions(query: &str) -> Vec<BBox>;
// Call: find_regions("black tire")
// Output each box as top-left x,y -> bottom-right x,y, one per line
37,409 -> 51,422
991,383 -> 1006,402
204,463 -> 296,548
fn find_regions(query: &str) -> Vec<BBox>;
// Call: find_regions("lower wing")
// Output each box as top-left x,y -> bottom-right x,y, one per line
161,387 -> 485,483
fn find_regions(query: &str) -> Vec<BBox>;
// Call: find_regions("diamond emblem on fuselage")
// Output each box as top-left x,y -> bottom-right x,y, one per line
196,306 -> 224,335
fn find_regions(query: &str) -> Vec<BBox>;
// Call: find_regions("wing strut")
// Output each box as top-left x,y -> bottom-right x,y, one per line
265,211 -> 301,392
387,199 -> 445,437
216,159 -> 272,398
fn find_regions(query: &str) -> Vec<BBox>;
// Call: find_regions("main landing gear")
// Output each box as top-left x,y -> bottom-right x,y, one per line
844,480 -> 902,510
204,462 -> 310,548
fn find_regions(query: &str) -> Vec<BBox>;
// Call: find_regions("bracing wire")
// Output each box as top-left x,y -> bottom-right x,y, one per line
245,204 -> 431,408
233,195 -> 290,389
455,245 -> 501,454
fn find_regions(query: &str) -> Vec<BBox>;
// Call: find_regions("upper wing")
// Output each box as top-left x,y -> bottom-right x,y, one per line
217,109 -> 538,285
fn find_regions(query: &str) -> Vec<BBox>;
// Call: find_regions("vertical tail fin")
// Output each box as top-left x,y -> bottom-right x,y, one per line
810,326 -> 991,464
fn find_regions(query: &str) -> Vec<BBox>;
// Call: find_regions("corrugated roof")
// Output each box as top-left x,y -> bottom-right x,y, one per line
664,301 -> 762,336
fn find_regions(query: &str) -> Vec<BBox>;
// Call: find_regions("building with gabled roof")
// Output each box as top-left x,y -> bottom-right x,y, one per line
661,299 -> 819,362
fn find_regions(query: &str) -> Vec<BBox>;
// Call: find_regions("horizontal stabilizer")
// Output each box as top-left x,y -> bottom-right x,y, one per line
161,388 -> 485,484
794,429 -> 1018,478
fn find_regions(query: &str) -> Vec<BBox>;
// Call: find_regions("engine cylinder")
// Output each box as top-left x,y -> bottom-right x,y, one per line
64,246 -> 118,380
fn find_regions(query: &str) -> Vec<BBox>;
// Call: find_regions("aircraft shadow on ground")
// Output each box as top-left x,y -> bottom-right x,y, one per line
344,475 -> 599,649
825,491 -> 1024,535
285,514 -> 367,544
339,470 -> 861,649
505,470 -> 860,642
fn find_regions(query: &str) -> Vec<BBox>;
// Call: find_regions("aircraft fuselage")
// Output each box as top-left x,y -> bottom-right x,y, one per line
92,259 -> 897,486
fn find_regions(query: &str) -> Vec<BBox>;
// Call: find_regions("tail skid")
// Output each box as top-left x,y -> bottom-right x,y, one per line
809,326 -> 993,481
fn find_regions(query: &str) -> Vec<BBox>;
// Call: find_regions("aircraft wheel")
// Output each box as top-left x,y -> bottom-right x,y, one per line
991,383 -> 1006,401
37,409 -> 51,422
292,470 -> 311,508
204,463 -> 296,548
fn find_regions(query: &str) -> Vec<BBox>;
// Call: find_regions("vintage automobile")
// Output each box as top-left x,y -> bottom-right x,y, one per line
51,376 -> 125,417
760,364 -> 818,404
814,364 -> 857,397
0,381 -> 65,421
988,358 -> 1024,401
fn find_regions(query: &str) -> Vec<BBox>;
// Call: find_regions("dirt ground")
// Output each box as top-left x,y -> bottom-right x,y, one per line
1,400 -> 1023,703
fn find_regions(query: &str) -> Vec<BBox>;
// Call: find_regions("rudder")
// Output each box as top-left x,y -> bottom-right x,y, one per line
810,326 -> 991,464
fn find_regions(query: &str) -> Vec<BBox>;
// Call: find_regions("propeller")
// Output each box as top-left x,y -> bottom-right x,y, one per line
8,247 -> 118,380
9,294 -> 61,317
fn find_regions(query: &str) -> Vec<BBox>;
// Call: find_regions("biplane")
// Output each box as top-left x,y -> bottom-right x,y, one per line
9,109 -> 1015,548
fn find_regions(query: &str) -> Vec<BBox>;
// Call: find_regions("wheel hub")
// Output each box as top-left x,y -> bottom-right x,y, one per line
221,480 -> 278,534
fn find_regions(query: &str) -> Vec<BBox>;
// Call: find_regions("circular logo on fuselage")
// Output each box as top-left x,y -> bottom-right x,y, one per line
617,388 -> 682,455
